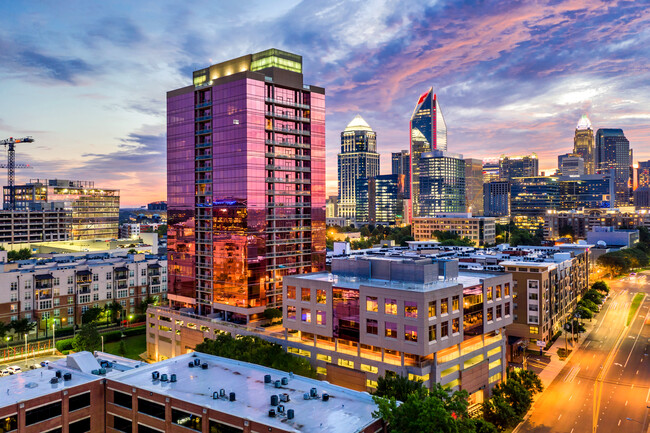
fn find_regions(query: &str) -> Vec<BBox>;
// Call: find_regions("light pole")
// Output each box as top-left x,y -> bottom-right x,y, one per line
52,322 -> 55,354
24,333 -> 27,357
101,335 -> 104,352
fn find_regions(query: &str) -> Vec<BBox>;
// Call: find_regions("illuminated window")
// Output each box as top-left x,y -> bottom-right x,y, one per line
385,322 -> 397,338
317,367 -> 327,375
404,301 -> 418,318
338,359 -> 354,369
287,286 -> 296,299
486,287 -> 493,301
489,372 -> 502,384
452,296 -> 459,312
301,288 -> 311,302
287,305 -> 296,320
408,373 -> 430,382
428,300 -> 436,318
529,326 -> 539,334
301,308 -> 311,323
487,347 -> 501,357
404,325 -> 418,342
366,296 -> 378,312
316,289 -> 326,304
443,378 -> 460,390
504,283 -> 510,296
440,299 -> 449,314
489,359 -> 501,370
452,318 -> 459,334
316,310 -> 326,325
428,325 -> 436,341
385,298 -> 397,315
496,285 -> 502,299
360,364 -> 378,373
441,321 -> 449,338
317,353 -> 331,363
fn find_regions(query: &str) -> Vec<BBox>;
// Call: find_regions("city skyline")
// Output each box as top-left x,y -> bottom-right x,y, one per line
0,0 -> 648,206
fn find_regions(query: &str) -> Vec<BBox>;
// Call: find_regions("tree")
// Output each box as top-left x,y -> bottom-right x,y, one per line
0,322 -> 9,348
118,340 -> 127,356
136,296 -> 158,314
262,308 -> 282,321
7,248 -> 32,261
156,224 -> 167,237
9,318 -> 36,342
374,374 -> 425,402
591,281 -> 609,294
81,306 -> 103,324
128,249 -> 138,254
105,301 -> 123,324
433,230 -> 474,247
71,324 -> 101,352
483,369 -> 543,431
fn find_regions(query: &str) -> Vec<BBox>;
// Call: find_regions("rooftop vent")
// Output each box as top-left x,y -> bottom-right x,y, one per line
63,372 -> 72,381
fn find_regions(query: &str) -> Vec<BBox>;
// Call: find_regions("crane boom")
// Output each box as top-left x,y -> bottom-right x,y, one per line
1,136 -> 34,210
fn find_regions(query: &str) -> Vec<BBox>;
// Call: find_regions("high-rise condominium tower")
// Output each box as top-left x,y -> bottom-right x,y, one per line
391,150 -> 410,198
574,115 -> 595,175
337,115 -> 380,221
499,154 -> 538,182
595,128 -> 631,206
167,49 -> 325,322
410,88 -> 448,217
464,158 -> 484,215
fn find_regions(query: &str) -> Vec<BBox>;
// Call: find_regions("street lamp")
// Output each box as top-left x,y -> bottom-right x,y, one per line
101,335 -> 104,352
24,333 -> 27,357
52,322 -> 56,354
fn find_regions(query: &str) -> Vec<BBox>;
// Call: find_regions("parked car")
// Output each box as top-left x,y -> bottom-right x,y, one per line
0,369 -> 12,376
40,360 -> 50,367
7,366 -> 21,374
29,364 -> 41,370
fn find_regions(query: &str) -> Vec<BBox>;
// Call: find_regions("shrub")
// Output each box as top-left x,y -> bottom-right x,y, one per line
56,338 -> 74,353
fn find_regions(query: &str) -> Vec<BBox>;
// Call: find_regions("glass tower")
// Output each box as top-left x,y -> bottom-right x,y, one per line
499,154 -> 539,182
410,88 -> 447,217
391,150 -> 410,198
417,151 -> 465,216
574,115 -> 595,175
337,115 -> 380,221
167,49 -> 325,322
595,128 -> 630,206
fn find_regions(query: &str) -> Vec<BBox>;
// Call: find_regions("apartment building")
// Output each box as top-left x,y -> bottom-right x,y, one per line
544,209 -> 650,240
0,351 -> 382,433
0,253 -> 167,335
413,214 -> 496,247
0,210 -> 71,244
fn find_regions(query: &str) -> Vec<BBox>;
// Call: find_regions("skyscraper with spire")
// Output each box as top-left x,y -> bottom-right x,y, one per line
337,115 -> 380,221
574,115 -> 595,174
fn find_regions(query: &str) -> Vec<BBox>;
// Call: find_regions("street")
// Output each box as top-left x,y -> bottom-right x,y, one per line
0,353 -> 65,374
516,277 -> 650,433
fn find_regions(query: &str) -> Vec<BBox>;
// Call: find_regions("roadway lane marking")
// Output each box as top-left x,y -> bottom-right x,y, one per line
625,400 -> 628,406
558,414 -> 562,420
624,310 -> 648,367
569,394 -> 573,401
618,419 -> 621,426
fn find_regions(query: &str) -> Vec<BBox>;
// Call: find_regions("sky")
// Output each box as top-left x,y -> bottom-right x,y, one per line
0,0 -> 648,206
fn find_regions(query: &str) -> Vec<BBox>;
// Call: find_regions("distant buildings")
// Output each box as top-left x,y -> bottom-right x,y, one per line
167,48 -> 325,320
413,214 -> 496,246
558,153 -> 585,176
0,210 -> 70,244
355,174 -> 406,226
482,160 -> 500,183
637,160 -> 650,188
5,179 -> 119,240
586,226 -> 639,248
595,128 -> 631,206
326,195 -> 338,218
392,150 -> 411,198
417,151 -> 466,216
573,115 -> 595,174
337,115 -> 380,221
499,154 -> 538,181
483,181 -> 510,218
464,158 -> 484,215
544,209 -> 650,240
410,88 -> 448,218
147,201 -> 167,211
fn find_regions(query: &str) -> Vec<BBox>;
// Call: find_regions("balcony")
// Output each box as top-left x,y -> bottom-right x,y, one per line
117,282 -> 128,290
195,154 -> 212,161
195,142 -> 211,149
265,140 -> 309,149
265,111 -> 310,122
77,287 -> 91,295
195,115 -> 212,122
267,126 -> 310,136
265,177 -> 309,184
265,165 -> 310,173
196,101 -> 212,109
265,152 -> 310,161
264,97 -> 309,109
195,129 -> 212,135
35,282 -> 53,290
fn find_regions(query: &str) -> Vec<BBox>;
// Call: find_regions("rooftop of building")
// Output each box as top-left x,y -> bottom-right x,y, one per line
115,352 -> 379,433
0,352 -> 145,407
413,213 -> 496,220
344,114 -> 373,132
0,252 -> 165,275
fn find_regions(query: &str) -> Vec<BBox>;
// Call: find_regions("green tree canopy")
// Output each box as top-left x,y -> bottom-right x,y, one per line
81,306 -> 103,324
374,374 -> 425,402
72,324 -> 101,352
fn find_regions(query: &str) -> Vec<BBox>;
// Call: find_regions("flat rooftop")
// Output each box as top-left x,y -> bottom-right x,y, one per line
115,352 -> 378,433
290,271 -> 498,292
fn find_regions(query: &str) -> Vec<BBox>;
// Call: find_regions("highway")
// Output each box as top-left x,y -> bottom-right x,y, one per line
516,277 -> 650,433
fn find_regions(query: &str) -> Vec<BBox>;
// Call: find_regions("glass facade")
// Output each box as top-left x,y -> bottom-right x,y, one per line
355,174 -> 405,225
391,150 -> 410,198
595,128 -> 630,206
511,177 -> 561,217
410,89 -> 447,217
483,181 -> 510,217
167,49 -> 325,319
574,115 -> 594,175
499,155 -> 539,181
417,151 -> 465,216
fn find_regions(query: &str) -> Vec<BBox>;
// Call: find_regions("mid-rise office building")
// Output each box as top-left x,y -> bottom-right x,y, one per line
595,128 -> 631,206
635,187 -> 650,209
410,88 -> 447,218
544,209 -> 650,239
499,154 -> 539,182
0,253 -> 166,336
482,160 -> 500,183
483,181 -> 510,218
355,174 -> 405,226
417,151 -> 466,216
558,153 -> 585,176
167,49 -> 326,321
0,210 -> 70,244
559,174 -> 614,209
413,214 -> 496,246
392,150 -> 411,198
147,201 -> 167,211
0,351 -> 383,433
637,160 -> 650,189
574,115 -> 595,174
465,158 -> 484,215
338,115 -> 380,221
5,179 -> 119,240
510,177 -> 561,217
326,195 -> 338,218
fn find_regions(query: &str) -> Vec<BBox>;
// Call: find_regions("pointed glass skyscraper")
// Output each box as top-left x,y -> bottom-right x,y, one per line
410,88 -> 448,217
574,114 -> 595,174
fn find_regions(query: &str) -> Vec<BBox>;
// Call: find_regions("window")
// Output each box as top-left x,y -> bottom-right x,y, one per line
429,325 -> 436,341
385,322 -> 397,338
496,305 -> 502,319
0,414 -> 17,432
404,301 -> 418,318
529,304 -> 538,312
129,270 -> 135,277
208,420 -> 243,433
316,289 -> 326,304
138,425 -> 165,433
452,318 -> 459,334
286,305 -> 296,320
428,300 -> 436,318
171,409 -> 202,432
93,294 -> 99,301
10,282 -> 17,291
68,296 -> 74,304
487,308 -> 493,322
505,303 -> 510,316
385,298 -> 397,315
528,315 -> 538,324
366,296 -> 378,312
111,415 -> 132,433
138,398 -> 165,419
113,390 -> 132,408
528,292 -> 538,300
486,287 -> 493,301
25,280 -> 31,289
441,321 -> 449,338
452,296 -> 459,312
26,401 -> 62,425
301,288 -> 311,302
338,358 -> 354,369
440,299 -> 449,314
504,283 -> 510,296
316,310 -> 326,325
68,276 -> 75,285
25,292 -> 31,300
361,364 -> 378,373
69,417 -> 91,433
496,285 -> 502,299
529,326 -> 539,334
106,272 -> 112,280
68,307 -> 74,315
93,273 -> 100,281
141,269 -> 147,276
301,308 -> 311,323
366,319 -> 378,335
404,325 -> 418,342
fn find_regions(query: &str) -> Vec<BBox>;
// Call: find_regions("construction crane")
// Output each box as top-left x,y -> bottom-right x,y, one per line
0,136 -> 34,210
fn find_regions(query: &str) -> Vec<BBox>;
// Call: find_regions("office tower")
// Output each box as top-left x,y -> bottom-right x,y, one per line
464,158 -> 484,215
326,195 -> 338,218
410,88 -> 447,217
595,128 -> 631,206
482,160 -> 500,183
5,179 -> 119,239
574,115 -> 595,174
483,181 -> 510,217
391,150 -> 411,198
147,201 -> 167,211
167,49 -> 325,321
637,161 -> 650,188
413,214 -> 496,246
355,174 -> 405,225
559,174 -> 614,209
337,115 -> 380,221
417,151 -> 465,216
510,177 -> 561,217
558,153 -> 585,176
499,154 -> 539,181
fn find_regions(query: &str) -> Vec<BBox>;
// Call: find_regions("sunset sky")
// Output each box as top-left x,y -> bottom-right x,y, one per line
0,0 -> 648,206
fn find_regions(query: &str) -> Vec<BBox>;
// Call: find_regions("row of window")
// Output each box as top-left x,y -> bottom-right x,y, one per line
8,268 -> 166,290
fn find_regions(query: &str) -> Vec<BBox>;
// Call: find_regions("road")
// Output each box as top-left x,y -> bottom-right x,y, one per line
0,353 -> 65,374
516,277 -> 650,433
